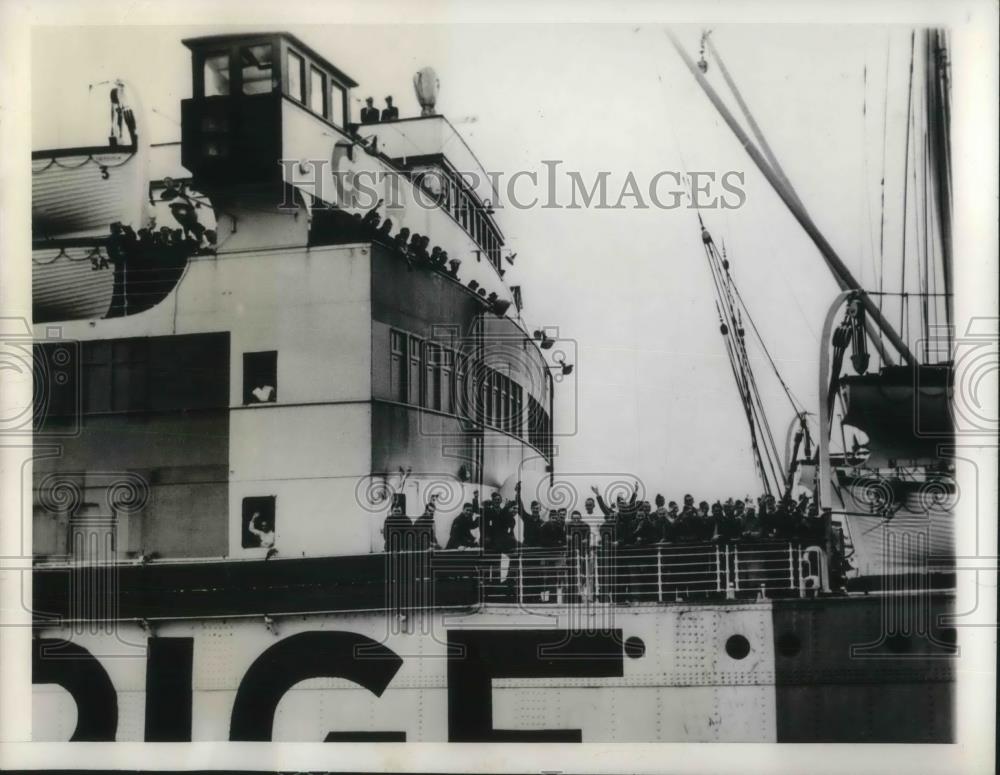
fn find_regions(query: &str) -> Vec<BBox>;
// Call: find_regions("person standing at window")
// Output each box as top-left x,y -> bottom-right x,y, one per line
248,511 -> 275,549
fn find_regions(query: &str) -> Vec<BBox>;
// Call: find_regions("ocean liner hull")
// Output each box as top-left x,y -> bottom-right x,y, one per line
31,582 -> 955,743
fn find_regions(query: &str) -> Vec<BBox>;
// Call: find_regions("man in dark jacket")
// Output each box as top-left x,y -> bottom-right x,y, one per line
381,95 -> 399,121
515,482 -> 543,548
413,501 -> 441,549
360,96 -> 380,124
481,491 -> 517,554
539,509 -> 566,548
382,503 -> 412,551
446,502 -> 479,549
632,504 -> 661,546
566,509 -> 591,547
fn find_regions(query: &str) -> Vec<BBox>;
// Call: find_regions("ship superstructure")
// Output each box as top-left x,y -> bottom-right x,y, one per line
30,30 -> 954,745
33,32 -> 552,563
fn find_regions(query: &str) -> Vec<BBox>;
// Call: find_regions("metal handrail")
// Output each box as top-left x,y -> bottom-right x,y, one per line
398,540 -> 824,605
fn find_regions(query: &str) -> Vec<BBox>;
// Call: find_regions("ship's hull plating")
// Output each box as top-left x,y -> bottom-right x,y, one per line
32,593 -> 954,743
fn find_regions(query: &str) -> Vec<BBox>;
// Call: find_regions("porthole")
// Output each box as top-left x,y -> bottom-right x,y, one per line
725,634 -> 751,660
624,636 -> 645,659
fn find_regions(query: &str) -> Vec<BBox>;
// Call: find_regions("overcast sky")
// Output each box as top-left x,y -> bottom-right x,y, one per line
33,23 -> 939,500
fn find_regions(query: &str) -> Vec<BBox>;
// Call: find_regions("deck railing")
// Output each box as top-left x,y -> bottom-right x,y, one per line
476,541 -> 826,604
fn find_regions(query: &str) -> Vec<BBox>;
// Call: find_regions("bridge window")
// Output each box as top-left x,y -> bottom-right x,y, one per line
330,82 -> 346,127
204,51 -> 230,97
241,43 -> 275,95
309,66 -> 327,116
287,50 -> 305,103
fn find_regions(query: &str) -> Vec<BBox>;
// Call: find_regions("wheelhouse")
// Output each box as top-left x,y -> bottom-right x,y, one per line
181,32 -> 358,185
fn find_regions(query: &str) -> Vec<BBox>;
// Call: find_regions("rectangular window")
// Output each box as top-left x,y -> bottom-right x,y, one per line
330,82 -> 346,127
309,66 -> 327,116
441,349 -> 454,414
493,373 -> 502,429
389,330 -> 406,402
455,353 -> 467,419
479,369 -> 490,426
528,396 -> 542,451
243,351 -> 277,404
511,383 -> 523,438
287,50 -> 305,103
203,51 -> 230,97
503,377 -> 514,433
408,337 -> 422,406
425,343 -> 438,410
470,434 -> 483,484
242,496 -> 276,549
148,333 -> 229,412
241,44 -> 274,95
425,344 -> 443,411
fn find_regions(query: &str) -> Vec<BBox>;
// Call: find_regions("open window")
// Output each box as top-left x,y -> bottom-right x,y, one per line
204,51 -> 230,97
243,351 -> 277,404
242,496 -> 276,549
241,43 -> 275,95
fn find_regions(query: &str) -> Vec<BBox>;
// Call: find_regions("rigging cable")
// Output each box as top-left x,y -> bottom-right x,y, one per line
701,220 -> 772,492
700,218 -> 786,494
717,256 -> 797,487
861,57 -> 879,296
899,30 -> 916,344
728,279 -> 806,416
876,33 -> 891,357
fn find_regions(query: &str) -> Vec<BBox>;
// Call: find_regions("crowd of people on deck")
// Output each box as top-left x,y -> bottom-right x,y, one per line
383,482 -> 828,554
344,200 -> 469,282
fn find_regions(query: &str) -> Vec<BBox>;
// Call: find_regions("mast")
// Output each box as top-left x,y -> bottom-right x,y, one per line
925,28 -> 954,354
667,28 -> 917,368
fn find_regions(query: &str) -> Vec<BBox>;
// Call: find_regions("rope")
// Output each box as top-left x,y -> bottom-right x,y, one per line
32,246 -> 107,265
32,150 -> 137,175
